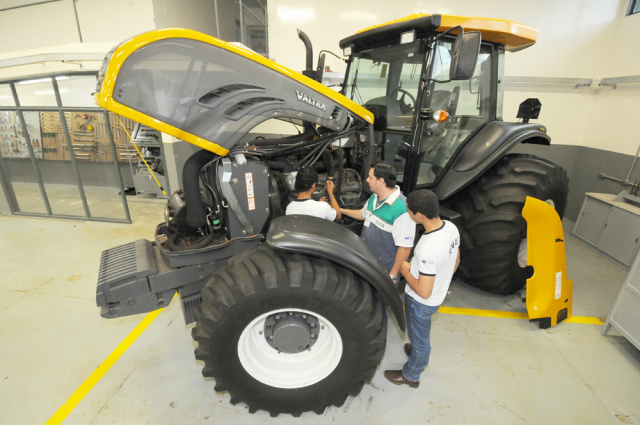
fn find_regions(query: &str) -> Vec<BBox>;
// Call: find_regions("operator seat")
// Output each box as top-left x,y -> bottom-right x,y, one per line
364,96 -> 403,129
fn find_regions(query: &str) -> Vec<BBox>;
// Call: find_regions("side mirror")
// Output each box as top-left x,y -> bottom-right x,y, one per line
449,31 -> 481,80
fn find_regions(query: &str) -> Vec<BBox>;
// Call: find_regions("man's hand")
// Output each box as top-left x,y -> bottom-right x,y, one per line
325,180 -> 342,221
326,180 -> 335,194
400,260 -> 411,277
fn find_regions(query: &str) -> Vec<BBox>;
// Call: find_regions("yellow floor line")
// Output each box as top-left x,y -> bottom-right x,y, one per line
44,308 -> 164,425
439,306 -> 604,325
440,306 -> 529,319
563,315 -> 604,325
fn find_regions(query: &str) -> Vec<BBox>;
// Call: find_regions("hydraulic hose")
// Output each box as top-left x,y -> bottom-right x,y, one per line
321,149 -> 335,177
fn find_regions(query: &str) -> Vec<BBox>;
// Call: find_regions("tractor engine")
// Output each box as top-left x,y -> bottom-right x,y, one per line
161,145 -> 365,252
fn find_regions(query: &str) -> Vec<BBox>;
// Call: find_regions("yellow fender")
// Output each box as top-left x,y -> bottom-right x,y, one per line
522,196 -> 573,328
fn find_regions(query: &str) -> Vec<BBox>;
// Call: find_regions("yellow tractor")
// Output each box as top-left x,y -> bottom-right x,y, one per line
95,14 -> 568,416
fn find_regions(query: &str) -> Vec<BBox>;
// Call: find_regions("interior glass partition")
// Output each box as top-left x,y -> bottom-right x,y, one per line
0,108 -> 48,214
0,72 -> 132,223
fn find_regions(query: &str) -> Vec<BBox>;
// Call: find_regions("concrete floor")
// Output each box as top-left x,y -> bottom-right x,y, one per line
1,196 -> 639,425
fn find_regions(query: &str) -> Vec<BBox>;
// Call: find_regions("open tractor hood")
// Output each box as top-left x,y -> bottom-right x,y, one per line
94,28 -> 373,156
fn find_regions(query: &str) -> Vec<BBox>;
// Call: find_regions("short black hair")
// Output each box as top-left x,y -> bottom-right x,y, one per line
295,166 -> 318,192
371,161 -> 396,188
407,189 -> 439,219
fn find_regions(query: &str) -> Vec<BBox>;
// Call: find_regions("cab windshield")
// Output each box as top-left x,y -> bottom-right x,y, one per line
343,42 -> 424,131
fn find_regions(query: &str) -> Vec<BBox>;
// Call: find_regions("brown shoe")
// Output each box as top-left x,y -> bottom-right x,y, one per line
384,370 -> 419,388
404,343 -> 412,357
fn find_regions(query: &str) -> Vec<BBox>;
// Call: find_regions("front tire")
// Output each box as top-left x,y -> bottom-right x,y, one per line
449,154 -> 569,295
192,245 -> 386,417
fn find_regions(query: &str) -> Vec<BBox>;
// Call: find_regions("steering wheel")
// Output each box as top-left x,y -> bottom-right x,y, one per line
391,88 -> 416,114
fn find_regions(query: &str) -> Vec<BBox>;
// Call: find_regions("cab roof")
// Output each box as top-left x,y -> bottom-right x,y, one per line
339,14 -> 537,52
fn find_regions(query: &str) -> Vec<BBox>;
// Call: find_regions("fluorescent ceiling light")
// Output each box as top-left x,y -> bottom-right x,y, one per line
19,76 -> 69,85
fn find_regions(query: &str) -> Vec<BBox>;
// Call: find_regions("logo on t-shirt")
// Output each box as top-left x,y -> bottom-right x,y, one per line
449,238 -> 459,254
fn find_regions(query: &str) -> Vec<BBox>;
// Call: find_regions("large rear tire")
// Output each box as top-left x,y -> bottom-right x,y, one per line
192,244 -> 387,417
448,154 -> 569,295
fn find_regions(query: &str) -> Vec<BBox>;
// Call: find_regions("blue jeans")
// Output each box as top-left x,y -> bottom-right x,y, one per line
402,295 -> 440,382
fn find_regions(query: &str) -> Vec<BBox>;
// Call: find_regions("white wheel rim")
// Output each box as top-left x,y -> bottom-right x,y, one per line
519,198 -> 556,267
237,308 -> 343,388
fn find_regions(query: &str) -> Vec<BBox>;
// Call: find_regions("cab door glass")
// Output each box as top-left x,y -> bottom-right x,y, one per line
416,40 -> 493,186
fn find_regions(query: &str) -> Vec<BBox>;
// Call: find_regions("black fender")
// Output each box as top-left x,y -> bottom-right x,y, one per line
266,215 -> 406,332
435,121 -> 550,200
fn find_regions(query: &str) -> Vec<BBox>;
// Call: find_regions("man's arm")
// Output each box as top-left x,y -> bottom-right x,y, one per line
454,250 -> 460,273
325,181 -> 342,221
390,246 -> 411,281
390,212 -> 415,280
340,208 -> 364,221
400,260 -> 435,299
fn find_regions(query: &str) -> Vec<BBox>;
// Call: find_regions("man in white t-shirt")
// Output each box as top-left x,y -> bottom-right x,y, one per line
384,189 -> 460,388
285,166 -> 341,222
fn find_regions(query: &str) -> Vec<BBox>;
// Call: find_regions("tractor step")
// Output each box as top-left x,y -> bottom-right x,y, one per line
96,239 -> 175,319
180,292 -> 203,325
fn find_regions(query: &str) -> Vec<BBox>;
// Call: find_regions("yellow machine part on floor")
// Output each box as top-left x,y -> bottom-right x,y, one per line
522,196 -> 573,328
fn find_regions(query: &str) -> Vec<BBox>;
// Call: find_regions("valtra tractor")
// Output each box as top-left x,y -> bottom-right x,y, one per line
94,14 -> 568,416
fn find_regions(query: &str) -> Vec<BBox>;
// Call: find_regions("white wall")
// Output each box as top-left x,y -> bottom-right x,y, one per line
0,1 -> 80,52
0,0 -> 156,79
75,0 -> 156,44
268,0 -> 640,155
0,0 -> 156,53
152,0 -> 219,38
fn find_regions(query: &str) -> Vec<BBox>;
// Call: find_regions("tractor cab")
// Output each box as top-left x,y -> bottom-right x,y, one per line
339,14 -> 536,194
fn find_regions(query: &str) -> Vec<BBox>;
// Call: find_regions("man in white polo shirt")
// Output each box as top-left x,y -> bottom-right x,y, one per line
286,166 -> 341,221
384,189 -> 460,388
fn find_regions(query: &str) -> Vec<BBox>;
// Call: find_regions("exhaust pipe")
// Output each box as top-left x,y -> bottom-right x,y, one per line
297,29 -> 316,80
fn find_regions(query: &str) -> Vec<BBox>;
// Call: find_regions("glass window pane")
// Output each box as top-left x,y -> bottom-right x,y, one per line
75,111 -> 129,220
15,78 -> 58,107
0,84 -> 15,107
0,111 -> 42,158
39,111 -> 86,216
58,75 -> 99,107
4,160 -> 48,214
39,110 -> 128,219
344,42 -> 423,118
1,111 -> 47,214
